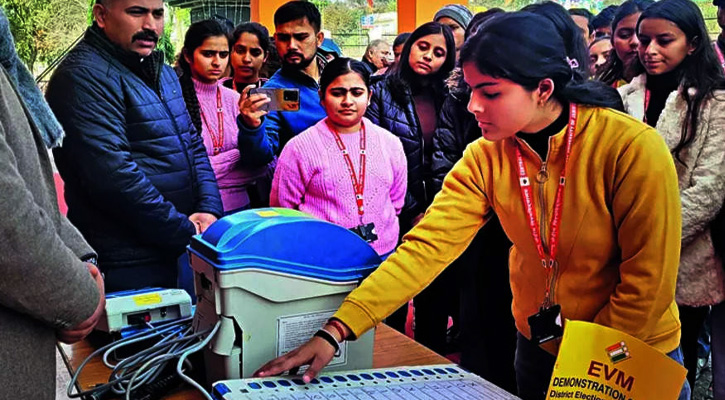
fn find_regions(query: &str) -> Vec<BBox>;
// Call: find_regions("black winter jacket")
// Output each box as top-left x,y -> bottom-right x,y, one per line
366,76 -> 444,228
47,26 -> 223,273
431,69 -> 481,194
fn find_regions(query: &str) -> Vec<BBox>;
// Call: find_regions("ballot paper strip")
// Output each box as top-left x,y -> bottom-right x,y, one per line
212,364 -> 521,400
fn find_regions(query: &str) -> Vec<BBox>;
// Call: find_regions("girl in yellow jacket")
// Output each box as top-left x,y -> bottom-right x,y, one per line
255,12 -> 688,400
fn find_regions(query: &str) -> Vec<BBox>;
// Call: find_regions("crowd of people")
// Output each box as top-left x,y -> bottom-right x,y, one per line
1,0 -> 724,399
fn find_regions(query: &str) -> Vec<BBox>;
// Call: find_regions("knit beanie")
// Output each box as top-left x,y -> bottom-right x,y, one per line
434,4 -> 474,29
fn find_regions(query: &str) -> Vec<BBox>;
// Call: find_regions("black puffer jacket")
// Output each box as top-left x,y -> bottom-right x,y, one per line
431,68 -> 481,194
47,26 -> 223,274
366,75 -> 445,227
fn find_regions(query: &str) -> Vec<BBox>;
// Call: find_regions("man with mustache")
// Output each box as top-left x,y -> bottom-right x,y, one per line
46,0 -> 223,292
238,1 -> 328,153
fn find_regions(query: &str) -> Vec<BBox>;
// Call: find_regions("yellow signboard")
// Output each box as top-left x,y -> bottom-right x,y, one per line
547,321 -> 686,400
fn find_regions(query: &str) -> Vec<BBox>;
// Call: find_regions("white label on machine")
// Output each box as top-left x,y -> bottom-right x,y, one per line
276,310 -> 347,367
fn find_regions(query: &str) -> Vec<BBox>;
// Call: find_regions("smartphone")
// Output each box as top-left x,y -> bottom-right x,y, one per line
249,88 -> 300,112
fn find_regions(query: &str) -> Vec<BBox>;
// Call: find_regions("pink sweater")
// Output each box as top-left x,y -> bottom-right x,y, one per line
194,79 -> 270,212
271,118 -> 407,255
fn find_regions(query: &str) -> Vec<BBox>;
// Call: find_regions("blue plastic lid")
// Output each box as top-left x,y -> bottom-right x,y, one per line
189,208 -> 382,282
106,287 -> 166,299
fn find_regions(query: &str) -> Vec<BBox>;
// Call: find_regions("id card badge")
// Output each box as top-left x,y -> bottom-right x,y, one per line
528,304 -> 563,345
350,222 -> 378,243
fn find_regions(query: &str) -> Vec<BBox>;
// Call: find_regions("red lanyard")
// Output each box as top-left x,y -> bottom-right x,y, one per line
643,88 -> 651,125
200,87 -> 225,155
715,43 -> 725,73
327,120 -> 367,219
515,103 -> 578,306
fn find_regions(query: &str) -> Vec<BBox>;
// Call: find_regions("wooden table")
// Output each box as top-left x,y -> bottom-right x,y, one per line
59,324 -> 450,399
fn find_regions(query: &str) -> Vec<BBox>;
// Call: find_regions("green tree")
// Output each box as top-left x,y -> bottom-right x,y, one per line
170,6 -> 191,63
158,5 -> 177,64
470,0 -> 534,12
1,0 -> 87,73
87,0 -> 94,25
372,0 -> 398,13
2,0 -> 181,75
323,2 -> 366,34
313,0 -> 397,56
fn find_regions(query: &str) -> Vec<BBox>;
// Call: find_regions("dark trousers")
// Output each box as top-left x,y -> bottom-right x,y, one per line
102,257 -> 178,293
413,262 -> 460,354
712,301 -> 725,400
458,217 -> 518,394
515,333 -> 557,400
678,304 -> 710,389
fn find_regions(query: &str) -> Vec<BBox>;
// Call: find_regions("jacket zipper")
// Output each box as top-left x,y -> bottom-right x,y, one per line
536,161 -> 549,250
517,136 -> 557,303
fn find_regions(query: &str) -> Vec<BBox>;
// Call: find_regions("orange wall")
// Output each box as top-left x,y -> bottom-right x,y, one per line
398,0 -> 470,34
250,0 -> 289,33
251,0 -> 470,35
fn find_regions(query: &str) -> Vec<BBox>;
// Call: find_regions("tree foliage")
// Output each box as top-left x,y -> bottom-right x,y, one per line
2,0 -> 180,75
312,0 -> 397,56
1,0 -> 88,73
158,7 -> 177,64
313,0 -> 397,33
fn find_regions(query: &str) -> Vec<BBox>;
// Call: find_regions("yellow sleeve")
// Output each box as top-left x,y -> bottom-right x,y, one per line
334,143 -> 493,338
593,127 -> 682,339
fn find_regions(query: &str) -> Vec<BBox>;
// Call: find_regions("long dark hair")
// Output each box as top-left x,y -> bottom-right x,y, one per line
464,8 -> 505,40
387,22 -> 456,103
637,0 -> 725,164
176,20 -> 230,134
521,2 -> 590,81
596,0 -> 652,85
461,12 -> 623,110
